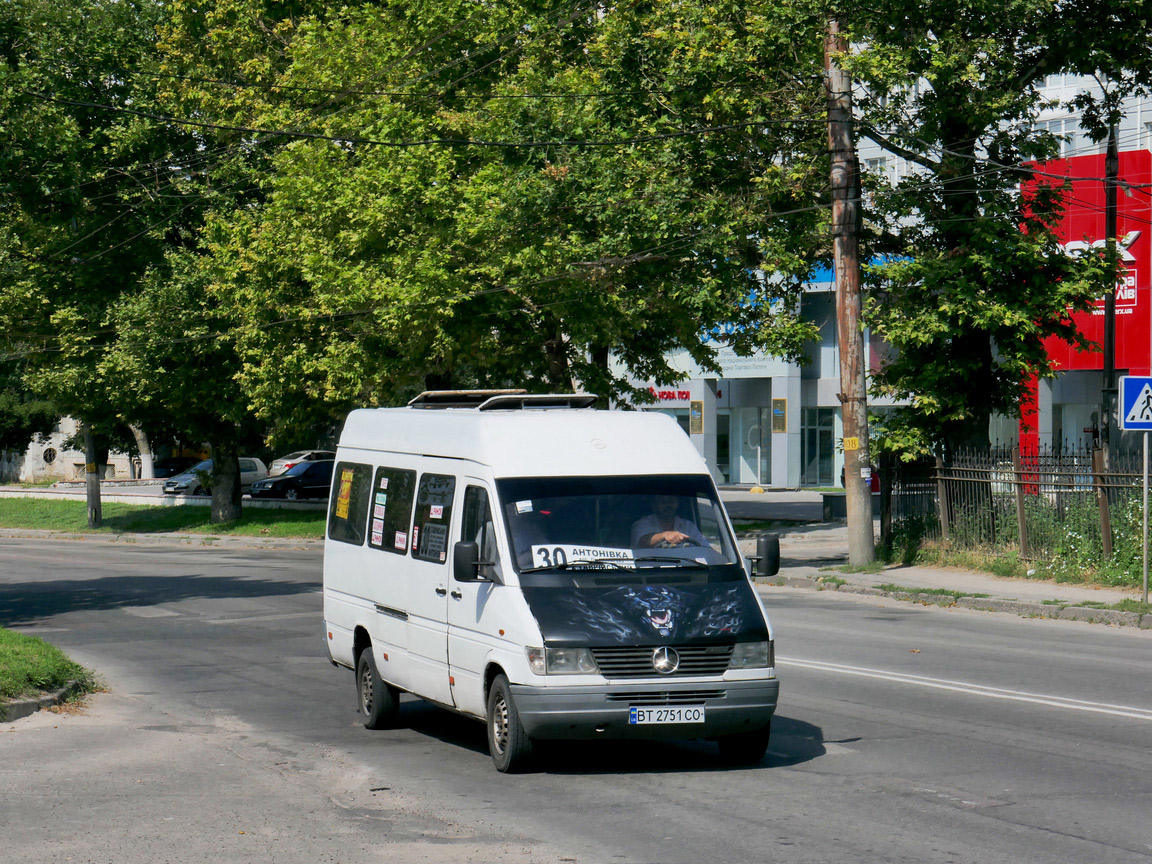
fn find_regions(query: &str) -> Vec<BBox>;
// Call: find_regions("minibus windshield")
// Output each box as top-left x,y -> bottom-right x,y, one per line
496,475 -> 740,574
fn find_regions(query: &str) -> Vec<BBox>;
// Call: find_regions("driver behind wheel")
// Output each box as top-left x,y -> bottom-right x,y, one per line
630,494 -> 707,548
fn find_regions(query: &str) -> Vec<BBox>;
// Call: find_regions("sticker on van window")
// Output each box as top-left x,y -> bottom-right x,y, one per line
371,531 -> 383,545
336,469 -> 354,520
373,504 -> 385,519
411,526 -> 419,549
372,518 -> 384,533
429,504 -> 444,519
379,477 -> 389,490
516,500 -> 533,513
375,493 -> 387,506
530,545 -> 636,569
393,531 -> 407,550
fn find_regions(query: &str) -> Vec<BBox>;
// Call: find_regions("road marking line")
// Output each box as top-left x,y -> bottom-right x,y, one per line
780,657 -> 1152,721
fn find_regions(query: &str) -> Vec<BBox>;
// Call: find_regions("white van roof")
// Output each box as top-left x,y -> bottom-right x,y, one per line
338,403 -> 706,478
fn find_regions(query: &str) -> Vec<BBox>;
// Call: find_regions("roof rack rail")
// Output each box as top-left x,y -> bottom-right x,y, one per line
408,389 -> 527,409
478,393 -> 598,411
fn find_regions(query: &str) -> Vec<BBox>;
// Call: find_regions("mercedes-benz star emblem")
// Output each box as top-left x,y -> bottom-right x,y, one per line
652,646 -> 680,675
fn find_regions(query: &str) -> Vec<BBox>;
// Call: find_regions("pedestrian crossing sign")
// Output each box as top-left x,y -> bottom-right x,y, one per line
1120,376 -> 1152,430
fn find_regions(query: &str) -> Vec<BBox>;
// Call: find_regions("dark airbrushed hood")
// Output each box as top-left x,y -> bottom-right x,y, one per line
520,579 -> 769,647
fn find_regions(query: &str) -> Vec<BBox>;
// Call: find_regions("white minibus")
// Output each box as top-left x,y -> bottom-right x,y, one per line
322,390 -> 779,772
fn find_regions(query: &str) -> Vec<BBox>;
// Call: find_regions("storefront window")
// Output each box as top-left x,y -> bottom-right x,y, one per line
802,408 -> 836,487
758,406 -> 772,485
716,411 -> 731,483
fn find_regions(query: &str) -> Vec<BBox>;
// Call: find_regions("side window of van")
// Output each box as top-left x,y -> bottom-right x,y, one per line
411,473 -> 456,563
367,466 -> 416,555
462,486 -> 499,566
327,462 -> 372,546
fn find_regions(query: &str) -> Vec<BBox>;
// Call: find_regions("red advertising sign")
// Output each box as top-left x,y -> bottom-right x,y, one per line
1040,150 -> 1152,375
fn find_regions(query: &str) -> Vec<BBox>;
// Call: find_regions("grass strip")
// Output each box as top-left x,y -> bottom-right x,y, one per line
0,498 -> 325,538
0,627 -> 95,706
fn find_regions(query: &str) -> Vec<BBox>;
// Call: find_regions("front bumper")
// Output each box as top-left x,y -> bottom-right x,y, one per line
510,677 -> 779,741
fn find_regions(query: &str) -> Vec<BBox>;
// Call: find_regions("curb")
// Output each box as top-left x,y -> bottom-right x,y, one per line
0,528 -> 323,551
0,680 -> 85,724
754,576 -> 1152,629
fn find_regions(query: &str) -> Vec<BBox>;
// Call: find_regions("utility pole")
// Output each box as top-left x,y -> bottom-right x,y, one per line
825,18 -> 874,565
1102,121 -> 1119,467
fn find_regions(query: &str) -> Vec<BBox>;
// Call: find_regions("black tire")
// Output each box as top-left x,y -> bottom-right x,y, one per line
486,674 -> 535,773
717,723 -> 771,765
192,485 -> 205,496
356,648 -> 399,730
286,488 -> 299,501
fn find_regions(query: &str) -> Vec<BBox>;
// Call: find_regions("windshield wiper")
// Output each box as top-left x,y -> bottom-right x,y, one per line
520,557 -> 632,573
632,556 -> 709,569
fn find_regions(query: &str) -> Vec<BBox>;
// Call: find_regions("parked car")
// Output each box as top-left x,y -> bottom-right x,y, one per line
250,459 -> 334,500
150,456 -> 200,478
269,449 -> 337,476
162,458 -> 269,495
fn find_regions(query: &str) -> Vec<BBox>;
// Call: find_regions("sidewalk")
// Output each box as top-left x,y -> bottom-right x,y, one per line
744,522 -> 1151,629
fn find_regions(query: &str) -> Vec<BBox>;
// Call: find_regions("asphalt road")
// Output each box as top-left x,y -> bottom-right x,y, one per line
3,539 -> 1152,863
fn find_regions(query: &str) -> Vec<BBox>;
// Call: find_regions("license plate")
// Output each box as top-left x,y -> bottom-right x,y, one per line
628,706 -> 705,725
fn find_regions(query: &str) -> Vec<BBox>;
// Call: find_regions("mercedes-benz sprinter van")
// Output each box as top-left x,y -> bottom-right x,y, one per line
322,390 -> 779,772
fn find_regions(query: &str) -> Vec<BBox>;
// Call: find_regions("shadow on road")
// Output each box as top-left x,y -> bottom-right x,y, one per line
0,572 -> 318,626
397,702 -> 826,774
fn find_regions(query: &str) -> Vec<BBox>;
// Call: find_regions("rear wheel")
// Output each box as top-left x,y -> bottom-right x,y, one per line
717,723 -> 771,765
356,648 -> 399,730
486,674 -> 535,773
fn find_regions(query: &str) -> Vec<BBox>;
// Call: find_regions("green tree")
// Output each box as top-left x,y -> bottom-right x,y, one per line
845,0 -> 1152,455
0,0 -> 194,517
154,0 -> 828,440
0,0 -> 274,519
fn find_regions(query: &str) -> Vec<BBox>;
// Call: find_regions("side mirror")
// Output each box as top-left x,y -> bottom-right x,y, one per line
453,541 -> 499,583
748,534 -> 780,578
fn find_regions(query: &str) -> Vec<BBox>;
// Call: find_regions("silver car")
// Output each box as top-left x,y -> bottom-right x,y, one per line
161,458 -> 269,495
269,449 -> 336,476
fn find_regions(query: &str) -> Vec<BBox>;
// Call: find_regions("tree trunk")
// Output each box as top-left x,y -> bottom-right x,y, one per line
129,424 -> 154,479
543,327 -> 573,391
589,342 -> 610,408
209,441 -> 242,524
82,423 -> 102,529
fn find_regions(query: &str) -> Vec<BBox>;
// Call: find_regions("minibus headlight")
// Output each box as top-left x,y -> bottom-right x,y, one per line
546,647 -> 598,674
728,641 -> 772,669
525,647 -> 597,675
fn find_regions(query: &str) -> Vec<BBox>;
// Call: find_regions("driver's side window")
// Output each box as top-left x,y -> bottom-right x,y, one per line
462,486 -> 500,573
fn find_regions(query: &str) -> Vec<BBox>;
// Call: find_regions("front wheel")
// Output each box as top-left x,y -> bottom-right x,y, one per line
285,488 -> 299,501
717,723 -> 771,765
356,648 -> 399,730
486,674 -> 535,773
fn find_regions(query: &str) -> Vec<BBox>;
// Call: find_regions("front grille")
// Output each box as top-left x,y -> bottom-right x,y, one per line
591,645 -> 733,679
605,689 -> 726,705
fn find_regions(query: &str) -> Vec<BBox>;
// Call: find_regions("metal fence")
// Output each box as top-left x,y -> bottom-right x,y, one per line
881,444 -> 1143,562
